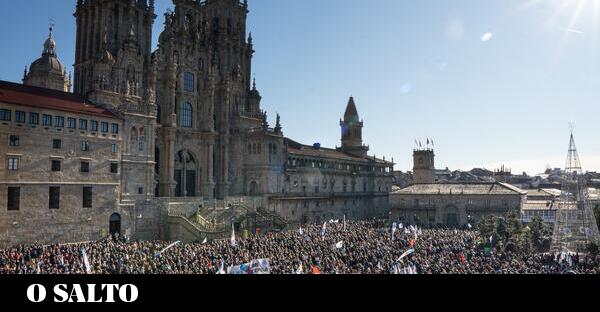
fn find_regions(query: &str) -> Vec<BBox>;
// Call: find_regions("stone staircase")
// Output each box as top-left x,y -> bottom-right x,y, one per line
165,197 -> 290,242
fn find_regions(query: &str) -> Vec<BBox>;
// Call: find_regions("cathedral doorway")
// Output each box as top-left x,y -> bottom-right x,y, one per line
109,213 -> 121,236
175,150 -> 198,197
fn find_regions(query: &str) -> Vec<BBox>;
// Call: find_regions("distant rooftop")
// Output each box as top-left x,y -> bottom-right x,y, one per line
392,182 -> 526,196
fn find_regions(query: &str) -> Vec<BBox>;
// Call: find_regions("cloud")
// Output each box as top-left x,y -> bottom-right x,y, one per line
560,27 -> 584,35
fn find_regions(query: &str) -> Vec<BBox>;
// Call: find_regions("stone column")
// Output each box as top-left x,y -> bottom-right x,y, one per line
203,141 -> 215,200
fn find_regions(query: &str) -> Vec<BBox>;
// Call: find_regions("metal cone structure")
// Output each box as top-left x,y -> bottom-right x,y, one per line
551,129 -> 600,253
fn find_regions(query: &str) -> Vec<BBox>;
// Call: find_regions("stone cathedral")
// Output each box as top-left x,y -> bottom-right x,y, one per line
0,0 -> 394,247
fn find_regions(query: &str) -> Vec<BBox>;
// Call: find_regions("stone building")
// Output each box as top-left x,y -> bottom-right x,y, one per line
390,182 -> 526,227
0,80 -> 127,246
0,0 -> 393,247
390,148 -> 525,227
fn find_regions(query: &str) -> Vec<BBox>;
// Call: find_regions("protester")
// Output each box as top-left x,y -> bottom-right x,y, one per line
1,220 -> 598,274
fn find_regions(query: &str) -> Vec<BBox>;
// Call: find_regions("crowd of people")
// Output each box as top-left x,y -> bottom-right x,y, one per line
1,220 -> 599,274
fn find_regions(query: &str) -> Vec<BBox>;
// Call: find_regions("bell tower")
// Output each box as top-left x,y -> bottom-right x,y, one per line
413,148 -> 435,184
340,97 -> 369,158
74,0 -> 158,203
73,0 -> 156,103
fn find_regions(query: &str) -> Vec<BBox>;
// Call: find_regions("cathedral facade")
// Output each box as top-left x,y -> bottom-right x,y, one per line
0,0 -> 394,247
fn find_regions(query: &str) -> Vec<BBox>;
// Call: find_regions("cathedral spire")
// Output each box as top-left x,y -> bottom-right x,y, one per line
344,96 -> 360,123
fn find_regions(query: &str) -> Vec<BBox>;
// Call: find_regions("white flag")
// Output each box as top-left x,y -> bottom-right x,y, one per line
81,248 -> 91,274
335,241 -> 344,249
467,223 -> 472,229
216,260 -> 226,274
231,224 -> 237,247
321,222 -> 327,240
159,241 -> 181,255
299,227 -> 304,235
489,236 -> 493,244
399,223 -> 403,229
397,248 -> 415,262
296,262 -> 303,274
202,237 -> 208,244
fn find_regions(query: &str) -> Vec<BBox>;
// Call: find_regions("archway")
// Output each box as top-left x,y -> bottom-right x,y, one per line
109,213 -> 121,236
444,205 -> 460,228
248,181 -> 259,196
175,150 -> 197,197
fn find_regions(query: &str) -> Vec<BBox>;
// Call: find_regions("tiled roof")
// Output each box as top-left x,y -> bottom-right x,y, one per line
392,182 -> 526,195
0,80 -> 118,119
285,138 -> 390,165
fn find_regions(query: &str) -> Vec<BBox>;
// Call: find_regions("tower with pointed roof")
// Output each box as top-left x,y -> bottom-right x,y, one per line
23,26 -> 71,92
340,97 -> 369,158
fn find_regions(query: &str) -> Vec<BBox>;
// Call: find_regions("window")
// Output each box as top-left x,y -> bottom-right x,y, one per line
42,114 -> 52,127
0,109 -> 11,121
80,161 -> 90,173
7,157 -> 18,171
15,111 -> 25,123
55,116 -> 64,128
51,160 -> 61,172
111,143 -> 118,154
101,122 -> 109,133
81,141 -> 90,151
90,120 -> 98,132
9,135 -> 19,147
29,112 -> 39,125
53,139 -> 62,149
67,117 -> 76,129
110,163 -> 119,174
138,187 -> 144,195
184,72 -> 195,92
181,102 -> 193,128
111,123 -> 119,134
83,187 -> 93,209
7,187 -> 20,211
49,187 -> 60,209
79,119 -> 88,130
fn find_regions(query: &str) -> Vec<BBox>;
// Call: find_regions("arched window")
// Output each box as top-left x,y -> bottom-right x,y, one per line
181,102 -> 193,128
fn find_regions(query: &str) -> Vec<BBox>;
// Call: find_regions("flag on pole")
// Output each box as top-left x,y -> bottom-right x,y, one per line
202,237 -> 208,244
397,248 -> 415,261
81,248 -> 91,274
231,224 -> 237,247
158,241 -> 181,256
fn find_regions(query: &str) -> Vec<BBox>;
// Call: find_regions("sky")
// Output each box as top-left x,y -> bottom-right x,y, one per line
1,0 -> 600,175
